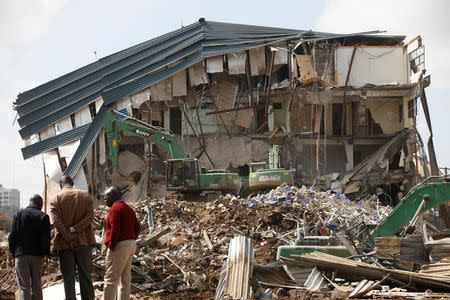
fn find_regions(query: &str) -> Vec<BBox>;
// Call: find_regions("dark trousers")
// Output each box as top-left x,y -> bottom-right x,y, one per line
15,255 -> 43,300
58,246 -> 94,300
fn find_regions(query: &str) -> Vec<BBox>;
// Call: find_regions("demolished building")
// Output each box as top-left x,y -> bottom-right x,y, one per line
14,19 -> 431,208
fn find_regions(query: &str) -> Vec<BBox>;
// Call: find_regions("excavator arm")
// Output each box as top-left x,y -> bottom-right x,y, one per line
364,178 -> 450,249
104,110 -> 186,166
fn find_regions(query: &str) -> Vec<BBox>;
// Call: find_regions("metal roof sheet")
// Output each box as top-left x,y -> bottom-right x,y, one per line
64,104 -> 109,178
21,123 -> 90,159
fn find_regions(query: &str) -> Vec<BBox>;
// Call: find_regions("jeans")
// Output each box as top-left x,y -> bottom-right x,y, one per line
15,255 -> 43,300
58,246 -> 94,300
103,240 -> 136,300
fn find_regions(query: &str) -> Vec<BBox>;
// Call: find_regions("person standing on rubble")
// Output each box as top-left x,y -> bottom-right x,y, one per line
102,186 -> 140,300
8,194 -> 50,300
50,175 -> 95,300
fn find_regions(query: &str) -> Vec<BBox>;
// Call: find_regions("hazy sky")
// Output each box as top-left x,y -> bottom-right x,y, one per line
1,0 -> 449,207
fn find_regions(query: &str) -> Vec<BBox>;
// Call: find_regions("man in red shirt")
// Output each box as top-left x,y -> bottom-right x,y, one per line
102,186 -> 140,300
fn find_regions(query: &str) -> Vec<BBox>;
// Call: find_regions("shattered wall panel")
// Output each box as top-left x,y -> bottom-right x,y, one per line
335,46 -> 407,87
206,56 -> 224,73
189,62 -> 208,86
55,117 -> 73,134
185,87 -> 199,107
39,125 -> 56,141
274,45 -> 288,65
227,52 -> 246,75
99,130 -> 106,165
366,99 -> 403,134
150,78 -> 172,101
249,47 -> 266,76
74,106 -> 92,127
234,108 -> 252,129
94,97 -> 104,113
74,168 -> 88,191
211,80 -> 237,110
43,150 -> 63,182
130,88 -> 150,108
295,55 -> 315,83
190,136 -> 271,169
115,97 -> 133,115
172,70 -> 187,97
183,108 -> 217,135
58,140 -> 80,163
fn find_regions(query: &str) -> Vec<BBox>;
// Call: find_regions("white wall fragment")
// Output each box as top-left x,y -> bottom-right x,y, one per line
130,88 -> 150,108
206,56 -> 223,73
39,125 -> 56,141
99,130 -> 106,165
249,46 -> 266,76
42,150 -> 62,182
74,106 -> 92,127
59,140 -> 80,164
150,78 -> 172,101
228,52 -> 246,75
273,45 -> 288,65
95,97 -> 104,113
115,97 -> 133,115
55,117 -> 73,135
335,46 -> 407,87
172,70 -> 187,97
74,168 -> 88,191
189,62 -> 208,86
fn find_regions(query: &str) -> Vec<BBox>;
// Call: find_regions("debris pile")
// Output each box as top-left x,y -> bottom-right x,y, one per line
1,182 -> 449,299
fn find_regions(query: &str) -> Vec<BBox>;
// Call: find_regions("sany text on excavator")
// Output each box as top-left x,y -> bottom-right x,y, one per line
104,110 -> 240,194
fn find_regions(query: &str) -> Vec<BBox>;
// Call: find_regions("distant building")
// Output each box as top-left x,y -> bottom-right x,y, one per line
0,185 -> 20,208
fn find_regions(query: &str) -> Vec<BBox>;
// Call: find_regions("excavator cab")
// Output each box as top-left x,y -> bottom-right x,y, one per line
166,158 -> 200,191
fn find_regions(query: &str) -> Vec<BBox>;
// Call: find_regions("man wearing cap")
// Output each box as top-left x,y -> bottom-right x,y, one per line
9,194 -> 50,300
50,175 -> 95,300
102,186 -> 140,300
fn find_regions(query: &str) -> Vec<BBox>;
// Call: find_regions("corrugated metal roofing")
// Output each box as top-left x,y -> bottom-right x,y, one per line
21,123 -> 90,160
64,104 -> 109,178
16,19 -> 405,176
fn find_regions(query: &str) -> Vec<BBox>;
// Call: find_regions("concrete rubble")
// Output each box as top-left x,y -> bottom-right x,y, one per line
1,181 -> 450,299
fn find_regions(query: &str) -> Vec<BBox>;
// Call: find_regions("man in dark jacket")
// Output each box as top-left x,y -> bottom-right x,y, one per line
8,194 -> 50,300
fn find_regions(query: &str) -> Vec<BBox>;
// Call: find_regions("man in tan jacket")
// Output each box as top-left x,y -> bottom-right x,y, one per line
50,175 -> 95,300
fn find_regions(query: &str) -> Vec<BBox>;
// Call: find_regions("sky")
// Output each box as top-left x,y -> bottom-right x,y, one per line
0,0 -> 449,207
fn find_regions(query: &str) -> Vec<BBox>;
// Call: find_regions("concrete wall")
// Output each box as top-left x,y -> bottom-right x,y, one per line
335,46 -> 408,87
366,98 -> 403,134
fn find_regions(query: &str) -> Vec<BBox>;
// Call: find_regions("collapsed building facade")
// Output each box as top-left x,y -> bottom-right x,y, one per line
14,19 -> 431,209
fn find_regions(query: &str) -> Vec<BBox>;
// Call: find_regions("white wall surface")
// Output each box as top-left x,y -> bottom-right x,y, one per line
335,46 -> 408,87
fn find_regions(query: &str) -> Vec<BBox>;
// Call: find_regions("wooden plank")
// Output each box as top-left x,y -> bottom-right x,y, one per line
287,252 -> 450,290
203,230 -> 214,250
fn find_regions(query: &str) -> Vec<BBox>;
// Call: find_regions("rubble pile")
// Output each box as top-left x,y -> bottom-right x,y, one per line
88,183 -> 391,298
1,182 -> 450,299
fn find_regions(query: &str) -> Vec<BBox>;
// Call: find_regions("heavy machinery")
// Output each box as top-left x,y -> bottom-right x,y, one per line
278,176 -> 450,259
104,110 -> 240,194
249,145 -> 294,192
363,176 -> 450,249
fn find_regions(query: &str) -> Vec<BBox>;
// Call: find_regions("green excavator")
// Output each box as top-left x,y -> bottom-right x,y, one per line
249,145 -> 294,192
104,110 -> 240,194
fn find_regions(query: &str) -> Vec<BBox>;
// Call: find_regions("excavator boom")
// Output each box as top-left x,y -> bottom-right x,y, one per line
364,178 -> 450,248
